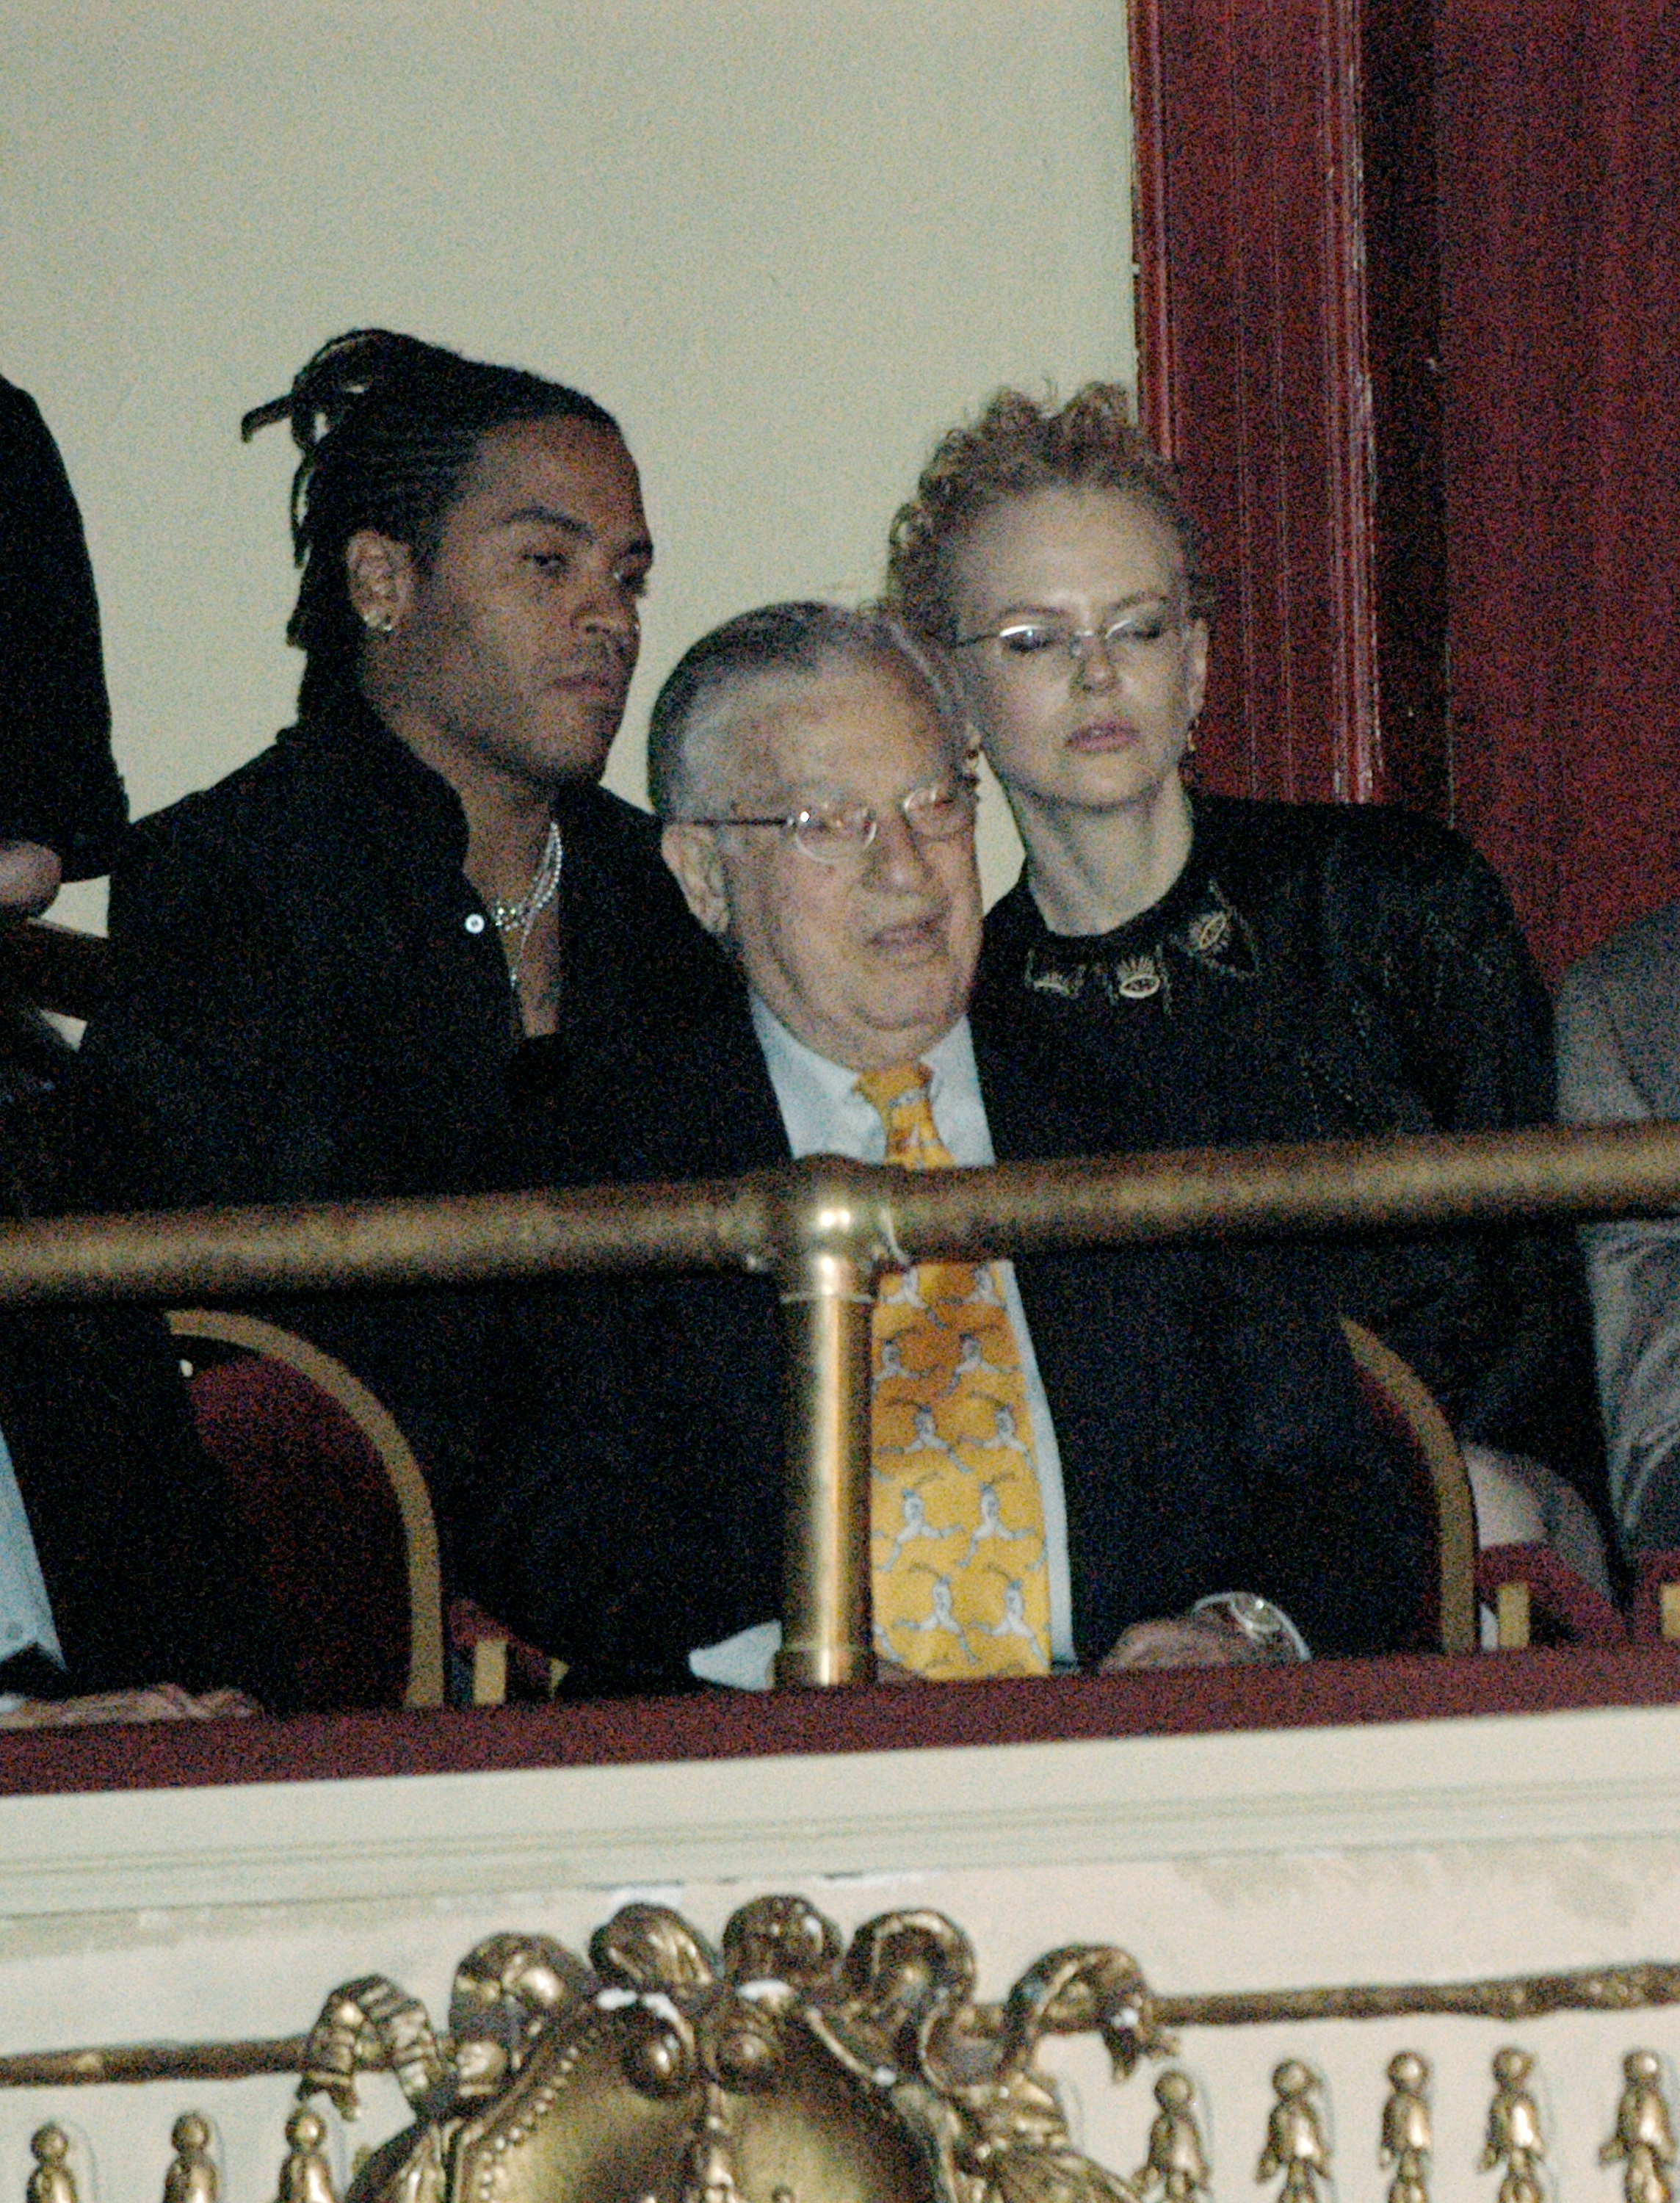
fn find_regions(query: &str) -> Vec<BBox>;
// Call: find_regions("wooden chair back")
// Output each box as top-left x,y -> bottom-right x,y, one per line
1340,1315 -> 1478,1654
167,1309 -> 445,1709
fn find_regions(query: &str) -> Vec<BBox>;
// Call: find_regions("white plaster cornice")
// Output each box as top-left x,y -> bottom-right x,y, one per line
0,1699 -> 1676,1920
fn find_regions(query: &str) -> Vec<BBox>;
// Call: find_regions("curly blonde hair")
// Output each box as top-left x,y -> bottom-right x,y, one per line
883,383 -> 1212,645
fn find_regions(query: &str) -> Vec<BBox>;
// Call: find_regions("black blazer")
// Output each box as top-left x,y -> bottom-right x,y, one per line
77,695 -> 713,1212
468,973 -> 1429,1690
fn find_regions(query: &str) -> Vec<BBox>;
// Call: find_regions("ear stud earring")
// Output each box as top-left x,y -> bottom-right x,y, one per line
1180,719 -> 1201,790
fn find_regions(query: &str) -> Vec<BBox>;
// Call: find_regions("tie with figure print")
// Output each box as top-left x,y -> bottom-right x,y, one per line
855,1061 -> 1050,1679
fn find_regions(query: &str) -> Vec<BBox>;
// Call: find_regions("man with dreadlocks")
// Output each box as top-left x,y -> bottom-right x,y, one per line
75,330 -> 720,1569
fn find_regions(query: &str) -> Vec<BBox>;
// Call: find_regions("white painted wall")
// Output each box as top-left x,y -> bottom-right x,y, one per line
0,0 -> 1137,928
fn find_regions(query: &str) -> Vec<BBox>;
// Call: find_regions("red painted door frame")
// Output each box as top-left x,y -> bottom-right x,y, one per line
1129,0 -> 1449,817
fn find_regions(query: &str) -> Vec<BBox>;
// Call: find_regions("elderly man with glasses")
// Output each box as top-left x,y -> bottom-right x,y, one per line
466,601 -> 1428,1694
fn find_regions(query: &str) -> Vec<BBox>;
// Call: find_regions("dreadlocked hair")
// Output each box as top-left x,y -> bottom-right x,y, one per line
883,383 -> 1212,645
242,329 -> 623,715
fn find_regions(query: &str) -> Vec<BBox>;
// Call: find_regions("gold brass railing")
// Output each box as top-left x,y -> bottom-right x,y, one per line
7,1119 -> 1680,1686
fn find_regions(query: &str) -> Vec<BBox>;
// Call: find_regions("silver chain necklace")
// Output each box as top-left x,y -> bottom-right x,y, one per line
486,821 -> 562,994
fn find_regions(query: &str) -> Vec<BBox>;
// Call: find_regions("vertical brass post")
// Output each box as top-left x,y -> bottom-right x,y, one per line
772,1161 -> 893,1687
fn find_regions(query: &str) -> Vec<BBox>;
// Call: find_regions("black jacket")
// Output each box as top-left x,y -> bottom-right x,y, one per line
79,693 -> 712,1206
0,1301 -> 297,1701
0,375 -> 127,878
468,967 -> 1430,1690
0,1014 -> 293,1704
977,792 -> 1609,1523
74,692 -> 723,1531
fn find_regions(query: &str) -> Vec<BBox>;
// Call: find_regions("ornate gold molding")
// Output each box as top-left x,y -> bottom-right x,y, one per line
12,1909 -> 1680,2203
12,1947 -> 1680,2094
1156,1958 -> 1680,2029
284,1913 -> 1680,2203
0,2039 -> 305,2090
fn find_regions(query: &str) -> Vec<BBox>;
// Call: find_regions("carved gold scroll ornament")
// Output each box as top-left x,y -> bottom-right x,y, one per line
301,1898 -> 1164,2203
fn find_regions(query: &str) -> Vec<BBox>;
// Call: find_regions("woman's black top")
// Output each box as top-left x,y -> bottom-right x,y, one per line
974,791 -> 1607,1516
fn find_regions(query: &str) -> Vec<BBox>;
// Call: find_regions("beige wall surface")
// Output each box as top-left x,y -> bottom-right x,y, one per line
1,0 -> 1137,930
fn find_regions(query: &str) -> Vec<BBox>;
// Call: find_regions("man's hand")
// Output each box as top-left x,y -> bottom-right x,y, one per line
1100,1613 -> 1260,1669
1099,1611 -> 1272,1671
0,1685 -> 260,1730
0,839 -> 61,917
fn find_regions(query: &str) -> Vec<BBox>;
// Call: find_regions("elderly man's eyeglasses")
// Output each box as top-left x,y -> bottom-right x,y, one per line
681,778 -> 978,867
954,604 -> 1183,670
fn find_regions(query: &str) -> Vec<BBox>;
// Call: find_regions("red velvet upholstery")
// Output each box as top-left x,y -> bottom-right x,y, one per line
1437,0 -> 1680,979
185,1351 -> 411,1710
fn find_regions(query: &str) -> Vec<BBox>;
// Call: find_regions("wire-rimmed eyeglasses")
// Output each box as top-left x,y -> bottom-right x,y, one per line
678,776 -> 978,867
953,602 -> 1184,671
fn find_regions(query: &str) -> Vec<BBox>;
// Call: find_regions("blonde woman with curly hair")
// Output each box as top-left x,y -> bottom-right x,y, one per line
885,384 -> 1612,1581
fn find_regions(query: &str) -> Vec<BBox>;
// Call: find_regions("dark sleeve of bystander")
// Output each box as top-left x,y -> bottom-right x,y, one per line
0,1302 -> 299,1707
0,375 -> 128,879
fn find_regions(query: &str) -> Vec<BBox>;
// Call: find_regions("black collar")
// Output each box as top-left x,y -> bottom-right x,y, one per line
275,687 -> 620,871
1008,815 -> 1260,1013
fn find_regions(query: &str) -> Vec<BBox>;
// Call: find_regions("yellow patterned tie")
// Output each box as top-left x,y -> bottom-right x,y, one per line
857,1062 -> 1051,1679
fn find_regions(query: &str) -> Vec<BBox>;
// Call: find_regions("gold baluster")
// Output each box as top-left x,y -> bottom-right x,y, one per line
1256,2060 -> 1331,2201
162,2114 -> 217,2203
1601,2049 -> 1676,2203
26,2126 -> 76,2203
1380,2050 -> 1432,2203
1480,2049 -> 1545,2203
1134,2068 -> 1210,2198
276,2106 -> 339,2203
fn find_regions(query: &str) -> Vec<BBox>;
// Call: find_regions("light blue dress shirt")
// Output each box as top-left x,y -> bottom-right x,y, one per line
689,1002 -> 1076,1687
0,1424 -> 62,1699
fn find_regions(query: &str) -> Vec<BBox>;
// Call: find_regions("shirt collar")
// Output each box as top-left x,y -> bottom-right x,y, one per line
282,690 -> 471,864
283,687 -> 613,879
747,996 -> 989,1164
